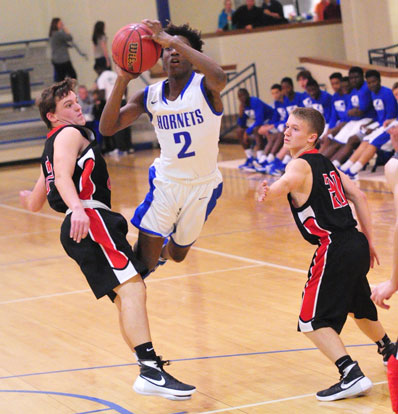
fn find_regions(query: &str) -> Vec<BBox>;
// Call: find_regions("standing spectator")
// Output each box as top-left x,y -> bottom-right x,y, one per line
314,0 -> 330,21
261,0 -> 288,26
217,0 -> 236,32
324,0 -> 341,20
92,21 -> 111,70
49,18 -> 77,81
232,0 -> 264,30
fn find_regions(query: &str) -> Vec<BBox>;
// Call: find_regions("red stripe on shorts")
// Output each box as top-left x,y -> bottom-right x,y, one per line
300,217 -> 331,322
79,158 -> 95,200
86,209 -> 128,269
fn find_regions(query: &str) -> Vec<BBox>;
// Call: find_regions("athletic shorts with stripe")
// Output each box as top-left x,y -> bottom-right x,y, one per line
298,229 -> 377,334
132,166 -> 223,247
61,208 -> 147,301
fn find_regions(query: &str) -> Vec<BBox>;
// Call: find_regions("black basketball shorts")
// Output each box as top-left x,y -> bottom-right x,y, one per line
298,229 -> 378,334
60,208 -> 147,301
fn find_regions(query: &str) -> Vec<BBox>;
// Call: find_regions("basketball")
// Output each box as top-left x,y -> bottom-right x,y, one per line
112,23 -> 162,74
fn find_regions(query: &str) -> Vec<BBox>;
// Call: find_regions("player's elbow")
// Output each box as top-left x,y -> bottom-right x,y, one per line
99,121 -> 114,137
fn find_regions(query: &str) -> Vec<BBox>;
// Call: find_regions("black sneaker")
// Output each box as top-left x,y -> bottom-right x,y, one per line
133,356 -> 196,400
379,342 -> 398,366
316,362 -> 372,401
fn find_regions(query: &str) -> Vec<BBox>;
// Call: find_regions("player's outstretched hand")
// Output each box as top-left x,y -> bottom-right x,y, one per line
371,279 -> 398,309
141,19 -> 173,48
257,180 -> 270,202
70,209 -> 90,243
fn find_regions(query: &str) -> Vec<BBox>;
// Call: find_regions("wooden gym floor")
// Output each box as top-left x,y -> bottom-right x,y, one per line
0,143 -> 396,414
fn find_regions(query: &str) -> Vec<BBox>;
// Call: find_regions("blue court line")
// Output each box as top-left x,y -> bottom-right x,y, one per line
0,344 -> 376,381
0,118 -> 41,127
76,408 -> 113,414
0,135 -> 46,145
0,390 -> 134,414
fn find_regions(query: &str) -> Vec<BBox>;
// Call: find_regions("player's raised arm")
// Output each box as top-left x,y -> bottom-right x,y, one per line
99,66 -> 144,136
142,19 -> 227,93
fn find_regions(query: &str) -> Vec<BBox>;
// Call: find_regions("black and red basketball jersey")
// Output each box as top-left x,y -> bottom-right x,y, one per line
41,125 -> 111,213
287,150 -> 357,245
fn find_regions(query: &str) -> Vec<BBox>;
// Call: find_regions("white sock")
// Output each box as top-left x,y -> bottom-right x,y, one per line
332,160 -> 341,168
244,149 -> 253,158
258,154 -> 267,164
267,153 -> 275,163
340,160 -> 353,172
257,150 -> 265,161
350,161 -> 364,174
282,155 -> 292,164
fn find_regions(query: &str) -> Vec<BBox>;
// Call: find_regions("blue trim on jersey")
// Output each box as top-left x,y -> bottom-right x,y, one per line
180,71 -> 195,99
200,77 -> 223,116
131,166 -> 160,234
161,80 -> 168,104
143,86 -> 152,121
205,182 -> 223,221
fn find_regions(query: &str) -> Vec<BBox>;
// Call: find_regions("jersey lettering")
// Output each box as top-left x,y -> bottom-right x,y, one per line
323,171 -> 348,209
44,156 -> 54,195
173,131 -> 196,159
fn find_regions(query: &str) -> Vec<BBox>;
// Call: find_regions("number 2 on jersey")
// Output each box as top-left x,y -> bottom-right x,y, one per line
173,131 -> 196,159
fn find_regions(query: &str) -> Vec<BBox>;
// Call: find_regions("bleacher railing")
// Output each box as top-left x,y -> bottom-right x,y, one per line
220,63 -> 258,140
368,44 -> 398,68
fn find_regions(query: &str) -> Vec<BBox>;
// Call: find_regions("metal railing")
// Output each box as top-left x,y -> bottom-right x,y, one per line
368,44 -> 398,68
220,63 -> 258,140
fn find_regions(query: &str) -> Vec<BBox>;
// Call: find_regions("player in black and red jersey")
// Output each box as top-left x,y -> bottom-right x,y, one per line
258,107 -> 395,402
19,78 -> 195,401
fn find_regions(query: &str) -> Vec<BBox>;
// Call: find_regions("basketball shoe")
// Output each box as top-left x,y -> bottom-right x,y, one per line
238,157 -> 256,172
379,341 -> 397,366
133,356 -> 196,400
316,362 -> 372,401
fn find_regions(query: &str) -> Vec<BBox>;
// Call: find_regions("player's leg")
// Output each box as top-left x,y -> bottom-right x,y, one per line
113,278 -> 196,400
134,231 -> 165,271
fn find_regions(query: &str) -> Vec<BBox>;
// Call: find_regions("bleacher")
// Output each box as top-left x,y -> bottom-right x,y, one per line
0,39 -> 52,165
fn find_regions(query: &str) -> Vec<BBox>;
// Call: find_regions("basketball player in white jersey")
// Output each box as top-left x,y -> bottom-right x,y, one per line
100,19 -> 227,275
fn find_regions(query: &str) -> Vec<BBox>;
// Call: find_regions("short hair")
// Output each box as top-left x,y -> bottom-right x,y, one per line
329,72 -> 343,81
392,82 -> 398,90
165,23 -> 203,52
349,66 -> 363,76
296,70 -> 312,81
306,78 -> 319,89
365,69 -> 381,80
38,78 -> 76,129
281,77 -> 293,86
271,83 -> 281,90
342,76 -> 350,83
291,107 -> 325,140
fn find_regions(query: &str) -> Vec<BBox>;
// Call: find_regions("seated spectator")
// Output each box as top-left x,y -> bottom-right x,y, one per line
305,78 -> 333,137
236,88 -> 274,171
319,73 -> 351,154
232,0 -> 264,30
314,0 -> 330,21
296,70 -> 313,107
281,76 -> 305,114
324,0 -> 341,20
256,83 -> 286,172
77,85 -> 94,126
339,70 -> 398,179
261,0 -> 288,25
328,66 -> 377,167
217,0 -> 236,32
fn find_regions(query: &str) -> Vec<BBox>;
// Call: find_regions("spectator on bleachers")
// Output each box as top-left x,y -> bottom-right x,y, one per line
217,0 -> 236,32
328,66 -> 377,167
256,83 -> 286,172
232,0 -> 264,30
338,70 -> 398,179
77,85 -> 94,126
92,21 -> 111,70
261,0 -> 288,26
236,88 -> 274,171
324,0 -> 341,20
305,78 -> 333,137
319,73 -> 351,155
49,18 -> 77,81
314,0 -> 330,21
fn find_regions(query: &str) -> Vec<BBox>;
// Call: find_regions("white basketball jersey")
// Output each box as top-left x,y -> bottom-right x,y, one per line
144,72 -> 223,180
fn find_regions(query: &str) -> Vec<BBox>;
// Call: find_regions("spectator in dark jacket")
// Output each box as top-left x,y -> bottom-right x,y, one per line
232,0 -> 264,30
324,0 -> 342,20
261,0 -> 288,25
